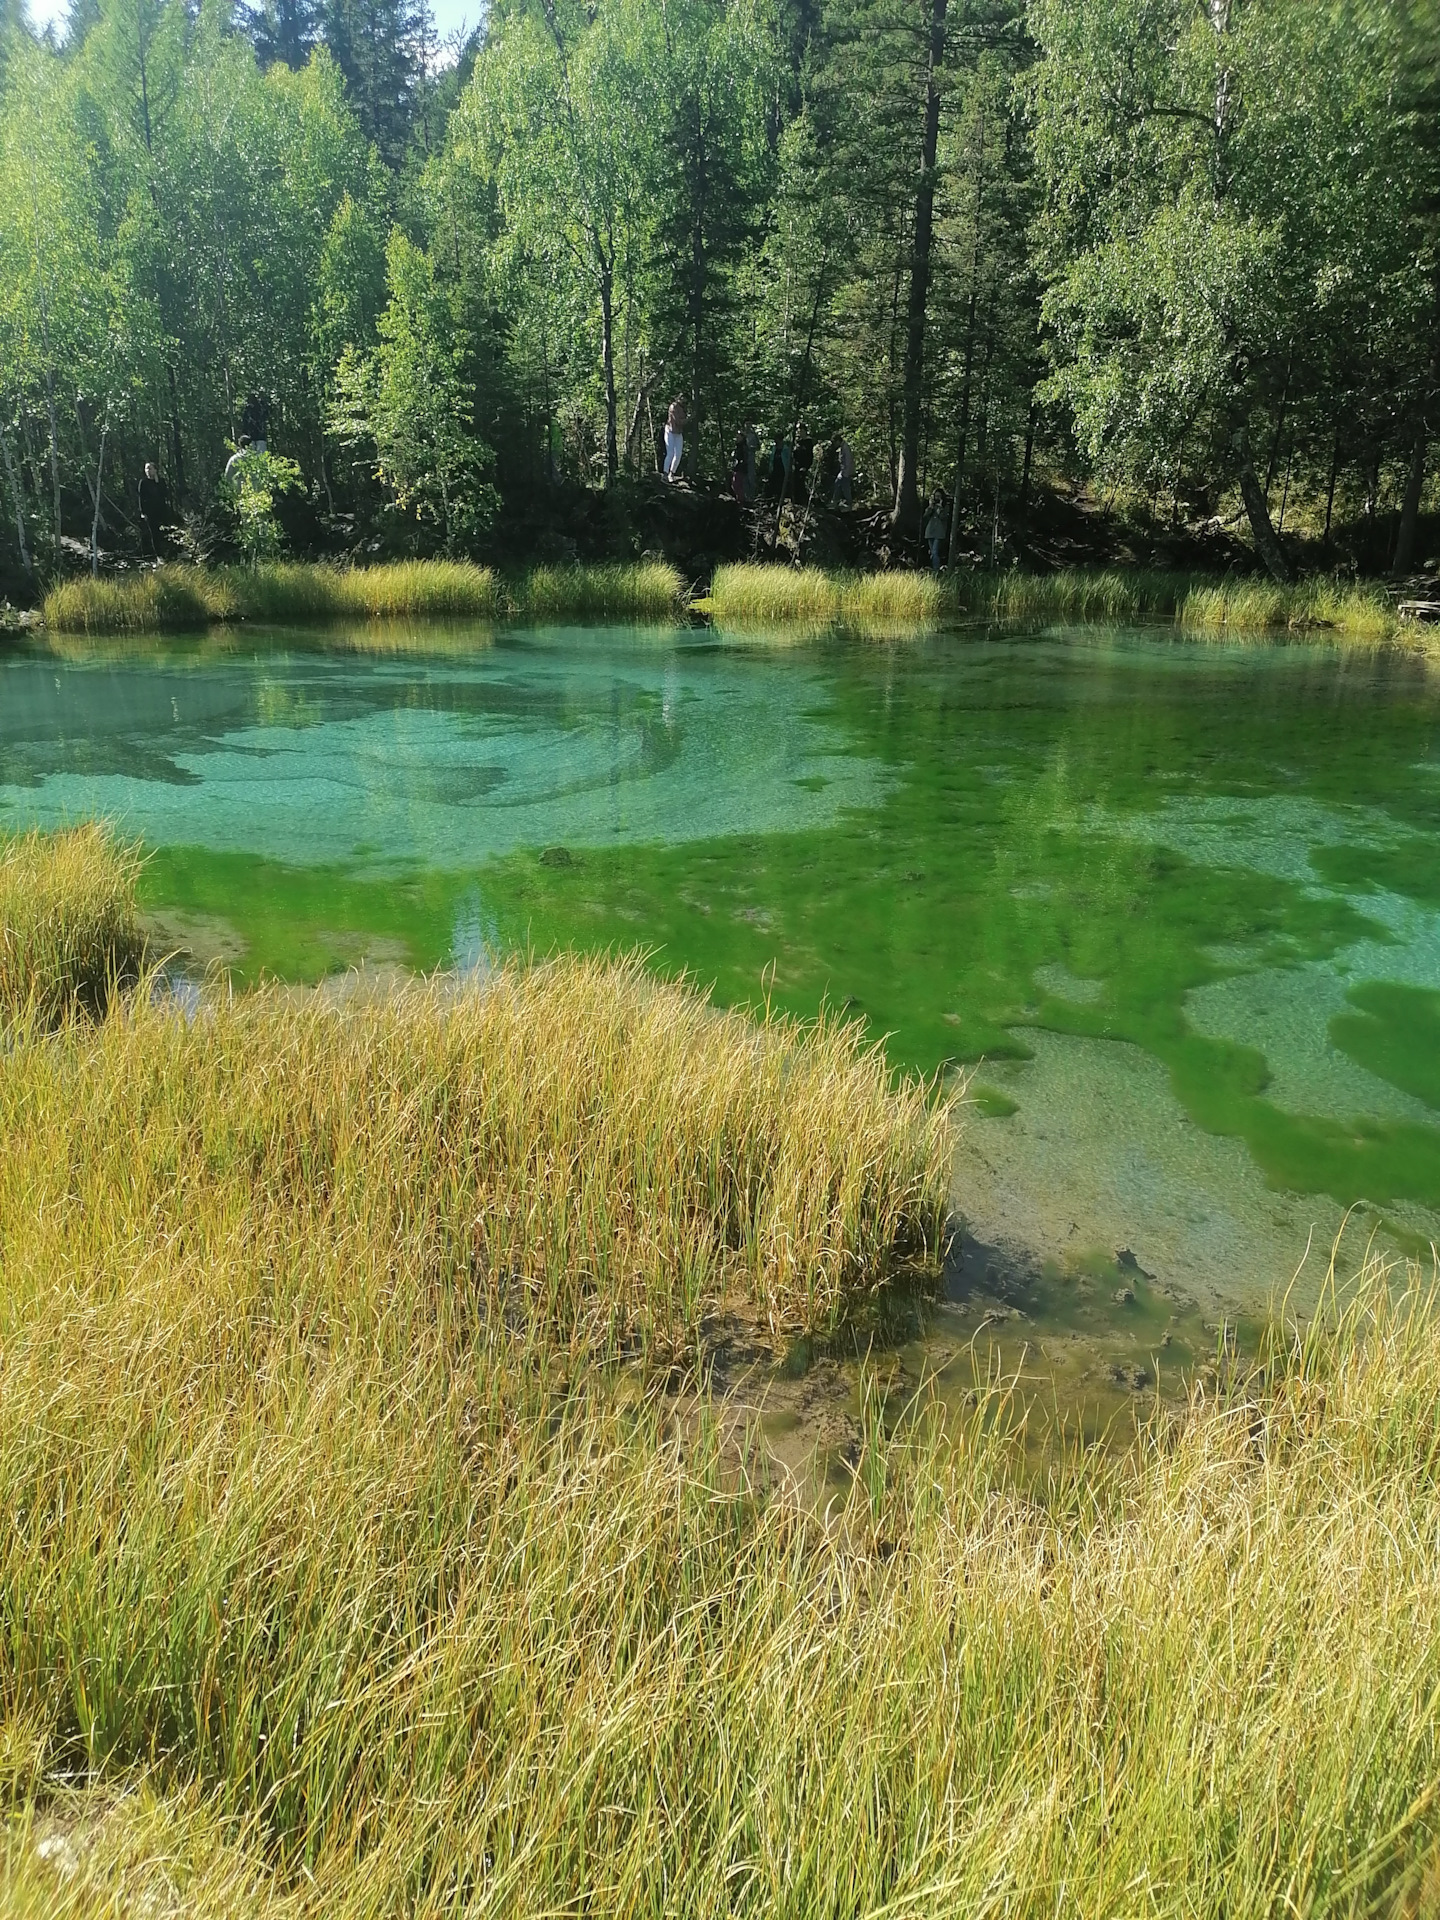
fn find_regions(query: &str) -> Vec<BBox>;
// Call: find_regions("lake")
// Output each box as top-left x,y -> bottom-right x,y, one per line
5,620 -> 1438,1418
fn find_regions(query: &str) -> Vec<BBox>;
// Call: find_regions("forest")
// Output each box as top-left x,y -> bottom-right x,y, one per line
0,0 -> 1436,591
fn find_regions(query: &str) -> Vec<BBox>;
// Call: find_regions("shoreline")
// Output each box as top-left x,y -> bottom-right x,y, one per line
26,556 -> 1435,644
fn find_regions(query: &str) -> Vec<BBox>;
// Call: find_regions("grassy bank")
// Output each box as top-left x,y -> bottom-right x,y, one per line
710,562 -> 1409,638
4,828 -> 1439,1914
42,559 -> 1408,641
42,560 -> 687,634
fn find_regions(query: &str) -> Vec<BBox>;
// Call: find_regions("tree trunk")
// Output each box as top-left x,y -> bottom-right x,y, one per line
1322,422 -> 1341,554
0,418 -> 31,576
1394,265 -> 1439,577
44,367 -> 61,561
89,408 -> 108,576
1263,349 -> 1292,499
891,0 -> 948,537
1018,401 -> 1037,516
946,297 -> 979,565
599,258 -> 618,484
1236,429 -> 1291,582
691,112 -> 707,477
1392,426 -> 1426,576
773,265 -> 827,543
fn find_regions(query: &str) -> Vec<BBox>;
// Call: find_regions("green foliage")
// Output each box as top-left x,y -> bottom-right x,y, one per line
332,231 -> 498,552
1029,0 -> 1439,573
0,0 -> 1433,585
221,445 -> 304,564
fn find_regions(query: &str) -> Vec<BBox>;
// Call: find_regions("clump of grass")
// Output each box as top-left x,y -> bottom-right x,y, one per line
258,559 -> 498,621
840,568 -> 948,623
42,566 -> 239,634
955,566 -> 1186,622
1179,575 -> 1400,638
516,560 -> 688,621
711,564 -> 947,629
43,560 -> 682,633
43,562 -> 499,632
3,834 -> 1439,1914
0,951 -> 948,1348
711,563 -> 846,625
0,824 -> 144,1026
712,563 -> 1418,641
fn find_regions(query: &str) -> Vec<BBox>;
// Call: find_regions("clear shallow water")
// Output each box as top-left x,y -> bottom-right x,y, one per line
4,621 -> 1439,1384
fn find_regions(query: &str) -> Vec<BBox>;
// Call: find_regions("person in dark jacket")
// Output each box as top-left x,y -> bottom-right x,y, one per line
138,461 -> 169,557
792,423 -> 814,495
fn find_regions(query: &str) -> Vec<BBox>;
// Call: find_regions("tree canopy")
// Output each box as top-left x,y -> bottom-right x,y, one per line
0,0 -> 1433,581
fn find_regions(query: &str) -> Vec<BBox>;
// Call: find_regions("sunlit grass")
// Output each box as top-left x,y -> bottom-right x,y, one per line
42,562 -> 499,632
711,563 -> 946,629
234,559 -> 501,621
43,560 -> 688,633
710,563 -> 1417,641
1178,576 -> 1398,637
514,560 -> 688,621
4,828 -> 1440,1914
41,566 -> 240,633
0,824 -> 143,1028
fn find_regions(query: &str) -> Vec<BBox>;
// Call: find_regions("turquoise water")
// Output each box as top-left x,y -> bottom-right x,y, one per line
4,621 -> 1439,1364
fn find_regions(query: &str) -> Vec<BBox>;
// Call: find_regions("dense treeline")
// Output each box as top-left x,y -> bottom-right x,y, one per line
0,0 -> 1435,587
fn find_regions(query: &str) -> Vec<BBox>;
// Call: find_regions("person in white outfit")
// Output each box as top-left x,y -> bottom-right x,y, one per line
663,396 -> 687,479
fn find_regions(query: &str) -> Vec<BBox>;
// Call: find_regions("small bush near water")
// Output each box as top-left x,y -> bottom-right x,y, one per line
4,827 -> 1440,1915
42,560 -> 686,634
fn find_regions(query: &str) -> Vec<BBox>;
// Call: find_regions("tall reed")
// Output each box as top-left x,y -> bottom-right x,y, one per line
514,560 -> 687,621
42,560 -> 690,633
0,825 -> 144,1027
711,563 -> 946,628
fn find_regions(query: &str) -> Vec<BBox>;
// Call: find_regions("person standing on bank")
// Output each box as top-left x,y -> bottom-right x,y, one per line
138,461 -> 169,558
924,492 -> 948,570
663,395 -> 687,480
832,435 -> 854,507
768,431 -> 790,500
792,422 -> 814,497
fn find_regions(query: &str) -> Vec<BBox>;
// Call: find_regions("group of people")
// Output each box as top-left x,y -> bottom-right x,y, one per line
661,396 -> 855,511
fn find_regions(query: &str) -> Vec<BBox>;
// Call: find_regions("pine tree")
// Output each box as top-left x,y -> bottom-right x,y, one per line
238,0 -> 322,72
321,0 -> 431,167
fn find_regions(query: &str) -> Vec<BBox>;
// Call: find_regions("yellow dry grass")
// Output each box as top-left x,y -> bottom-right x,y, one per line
3,827 -> 1438,1916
